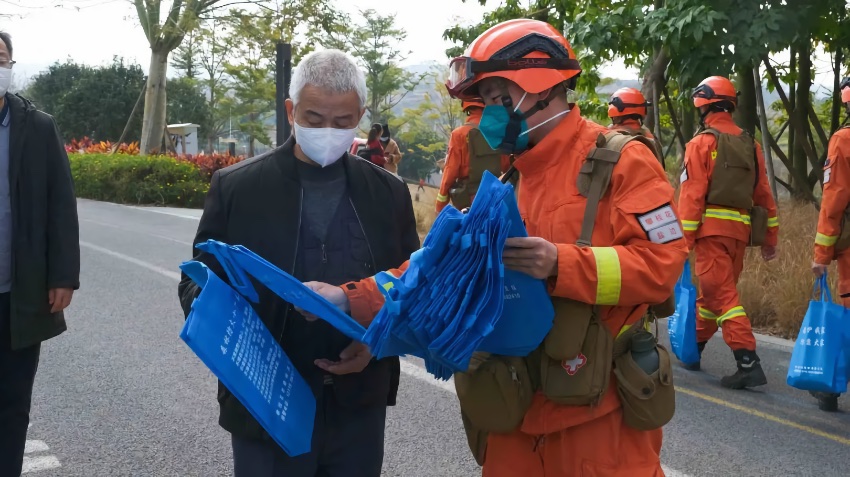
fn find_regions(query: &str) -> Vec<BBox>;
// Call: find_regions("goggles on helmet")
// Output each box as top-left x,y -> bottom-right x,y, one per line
692,83 -> 738,103
608,96 -> 651,112
446,33 -> 581,98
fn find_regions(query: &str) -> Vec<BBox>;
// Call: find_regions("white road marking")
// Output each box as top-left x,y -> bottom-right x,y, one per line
85,240 -> 694,477
21,456 -> 61,473
24,440 -> 49,453
399,359 -> 456,394
81,218 -> 193,246
127,206 -> 202,221
80,241 -> 182,282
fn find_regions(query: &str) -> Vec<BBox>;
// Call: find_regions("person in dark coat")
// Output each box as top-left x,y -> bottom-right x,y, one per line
178,49 -> 418,477
0,31 -> 81,476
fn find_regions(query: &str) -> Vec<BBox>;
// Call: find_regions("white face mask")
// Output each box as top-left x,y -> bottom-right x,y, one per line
0,69 -> 11,97
294,122 -> 357,168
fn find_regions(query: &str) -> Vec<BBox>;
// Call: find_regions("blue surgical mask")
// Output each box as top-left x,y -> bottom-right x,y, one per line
478,92 -> 570,153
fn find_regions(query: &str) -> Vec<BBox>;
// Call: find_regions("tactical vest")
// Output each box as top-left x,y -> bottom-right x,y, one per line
701,128 -> 758,210
612,125 -> 664,165
449,127 -> 504,210
454,131 -> 676,465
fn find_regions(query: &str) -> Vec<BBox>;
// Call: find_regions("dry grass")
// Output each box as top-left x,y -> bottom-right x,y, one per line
739,200 -> 839,339
405,183 -> 827,339
406,184 -> 438,243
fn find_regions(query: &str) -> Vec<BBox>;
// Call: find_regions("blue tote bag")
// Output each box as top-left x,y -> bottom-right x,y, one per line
668,261 -> 700,365
787,274 -> 849,394
179,261 -> 316,457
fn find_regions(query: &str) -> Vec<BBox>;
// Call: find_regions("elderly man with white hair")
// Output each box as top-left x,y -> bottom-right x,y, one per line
178,49 -> 419,477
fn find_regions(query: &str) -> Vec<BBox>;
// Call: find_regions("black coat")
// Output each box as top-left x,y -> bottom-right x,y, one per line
6,93 -> 80,350
178,138 -> 419,439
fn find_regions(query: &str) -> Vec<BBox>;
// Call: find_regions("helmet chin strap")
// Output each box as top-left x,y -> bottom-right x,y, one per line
498,88 -> 555,152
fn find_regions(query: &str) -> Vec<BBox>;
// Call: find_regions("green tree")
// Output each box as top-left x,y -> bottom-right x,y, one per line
167,77 -> 211,141
27,58 -> 146,142
340,9 -> 424,124
196,13 -> 231,152
397,67 -> 464,142
133,0 -> 222,154
25,60 -> 91,118
171,27 -> 201,79
220,1 -> 343,155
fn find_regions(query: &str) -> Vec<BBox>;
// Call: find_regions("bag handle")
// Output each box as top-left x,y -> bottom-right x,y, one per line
814,273 -> 832,303
195,240 -> 261,303
677,261 -> 692,287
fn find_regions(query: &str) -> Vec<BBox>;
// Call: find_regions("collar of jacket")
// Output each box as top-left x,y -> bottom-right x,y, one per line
512,105 -> 585,176
6,93 -> 34,119
274,136 -> 390,240
703,111 -> 741,134
611,118 -> 642,131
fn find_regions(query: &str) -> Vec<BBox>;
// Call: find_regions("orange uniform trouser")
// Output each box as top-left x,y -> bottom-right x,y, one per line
694,235 -> 756,351
482,409 -> 664,477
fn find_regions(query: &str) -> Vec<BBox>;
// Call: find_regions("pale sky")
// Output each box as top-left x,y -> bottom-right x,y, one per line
0,0 -> 633,86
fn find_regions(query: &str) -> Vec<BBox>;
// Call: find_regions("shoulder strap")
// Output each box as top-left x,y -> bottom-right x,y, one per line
577,131 -> 636,247
697,127 -> 720,139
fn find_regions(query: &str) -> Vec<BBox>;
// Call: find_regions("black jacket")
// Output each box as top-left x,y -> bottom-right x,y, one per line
6,93 -> 80,350
178,138 -> 419,439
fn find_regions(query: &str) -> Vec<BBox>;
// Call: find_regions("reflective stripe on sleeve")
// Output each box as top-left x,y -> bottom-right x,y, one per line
816,233 -> 839,247
591,247 -> 622,305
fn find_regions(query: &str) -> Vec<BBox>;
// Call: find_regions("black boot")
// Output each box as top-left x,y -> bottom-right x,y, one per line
808,391 -> 840,412
681,341 -> 707,371
721,349 -> 767,389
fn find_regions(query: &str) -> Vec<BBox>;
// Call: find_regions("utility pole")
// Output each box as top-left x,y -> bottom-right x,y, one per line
275,42 -> 292,147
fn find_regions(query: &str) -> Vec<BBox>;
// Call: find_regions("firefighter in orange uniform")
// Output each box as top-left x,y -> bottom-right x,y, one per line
810,76 -> 850,412
304,19 -> 687,476
677,76 -> 779,388
608,87 -> 654,138
436,100 -> 510,213
608,87 -> 664,165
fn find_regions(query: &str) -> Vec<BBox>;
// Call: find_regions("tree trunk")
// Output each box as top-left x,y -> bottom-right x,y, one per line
370,72 -> 380,124
792,41 -> 812,195
249,135 -> 255,157
681,100 -> 696,159
788,47 -> 796,164
832,47 -> 845,134
141,49 -> 170,154
734,63 -> 758,134
641,49 -> 668,133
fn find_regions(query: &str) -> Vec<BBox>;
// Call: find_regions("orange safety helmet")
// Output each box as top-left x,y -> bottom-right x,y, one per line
692,76 -> 738,108
462,99 -> 485,111
445,19 -> 582,100
840,77 -> 850,104
608,87 -> 649,118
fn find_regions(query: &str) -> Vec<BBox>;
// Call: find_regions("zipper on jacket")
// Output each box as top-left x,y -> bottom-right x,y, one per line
278,187 -> 303,344
349,197 -> 378,273
321,243 -> 328,264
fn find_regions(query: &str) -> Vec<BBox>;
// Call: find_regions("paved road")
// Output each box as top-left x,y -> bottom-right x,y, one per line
21,199 -> 850,476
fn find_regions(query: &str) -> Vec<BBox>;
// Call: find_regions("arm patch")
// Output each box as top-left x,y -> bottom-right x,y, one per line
637,205 -> 683,244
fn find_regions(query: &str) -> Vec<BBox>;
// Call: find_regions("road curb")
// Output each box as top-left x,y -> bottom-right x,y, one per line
753,331 -> 795,352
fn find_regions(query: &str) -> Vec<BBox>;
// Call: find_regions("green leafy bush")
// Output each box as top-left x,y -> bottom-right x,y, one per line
69,153 -> 209,208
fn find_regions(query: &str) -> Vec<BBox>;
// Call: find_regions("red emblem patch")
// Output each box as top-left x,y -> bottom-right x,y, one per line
561,353 -> 588,376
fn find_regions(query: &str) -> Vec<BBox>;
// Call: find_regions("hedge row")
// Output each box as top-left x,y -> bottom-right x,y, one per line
69,153 -> 210,208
